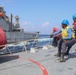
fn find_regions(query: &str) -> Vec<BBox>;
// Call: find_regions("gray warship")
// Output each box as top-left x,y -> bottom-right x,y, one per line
0,6 -> 39,43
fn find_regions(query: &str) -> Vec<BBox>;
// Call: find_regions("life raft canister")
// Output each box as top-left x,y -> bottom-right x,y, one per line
0,27 -> 7,49
0,12 -> 4,17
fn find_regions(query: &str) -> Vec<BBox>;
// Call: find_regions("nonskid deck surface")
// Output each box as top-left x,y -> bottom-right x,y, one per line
0,44 -> 76,75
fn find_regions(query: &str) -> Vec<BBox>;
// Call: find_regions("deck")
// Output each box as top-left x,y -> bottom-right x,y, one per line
0,44 -> 76,75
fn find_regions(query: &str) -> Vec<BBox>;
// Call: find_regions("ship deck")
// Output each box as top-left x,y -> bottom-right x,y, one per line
0,44 -> 76,75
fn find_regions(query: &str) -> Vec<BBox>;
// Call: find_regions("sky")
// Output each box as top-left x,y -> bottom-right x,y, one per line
0,0 -> 76,34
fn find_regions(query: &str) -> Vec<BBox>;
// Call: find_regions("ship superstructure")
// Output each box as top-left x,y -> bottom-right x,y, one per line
0,6 -> 39,43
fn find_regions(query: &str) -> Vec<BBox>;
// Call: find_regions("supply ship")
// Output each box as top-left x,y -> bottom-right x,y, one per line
0,6 -> 39,43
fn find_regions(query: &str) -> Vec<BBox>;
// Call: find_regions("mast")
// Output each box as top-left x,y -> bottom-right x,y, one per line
9,14 -> 13,31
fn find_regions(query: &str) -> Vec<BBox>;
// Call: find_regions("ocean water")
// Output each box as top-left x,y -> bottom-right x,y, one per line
1,34 -> 53,54
38,34 -> 52,46
38,34 -> 50,38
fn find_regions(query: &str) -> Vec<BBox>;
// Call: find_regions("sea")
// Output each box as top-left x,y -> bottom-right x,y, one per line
0,34 -> 53,54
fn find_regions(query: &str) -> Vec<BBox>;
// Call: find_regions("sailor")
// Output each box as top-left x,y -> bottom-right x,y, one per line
72,14 -> 76,38
50,19 -> 76,62
51,27 -> 61,47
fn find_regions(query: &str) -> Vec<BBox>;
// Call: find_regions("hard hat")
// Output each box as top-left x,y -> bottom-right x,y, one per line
61,19 -> 69,25
73,14 -> 76,20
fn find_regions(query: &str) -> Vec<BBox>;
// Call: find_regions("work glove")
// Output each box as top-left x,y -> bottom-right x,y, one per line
50,34 -> 53,38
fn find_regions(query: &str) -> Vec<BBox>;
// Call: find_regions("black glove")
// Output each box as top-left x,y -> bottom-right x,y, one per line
50,34 -> 53,38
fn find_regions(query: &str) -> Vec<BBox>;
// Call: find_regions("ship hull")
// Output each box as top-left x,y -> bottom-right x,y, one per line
5,32 -> 38,43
